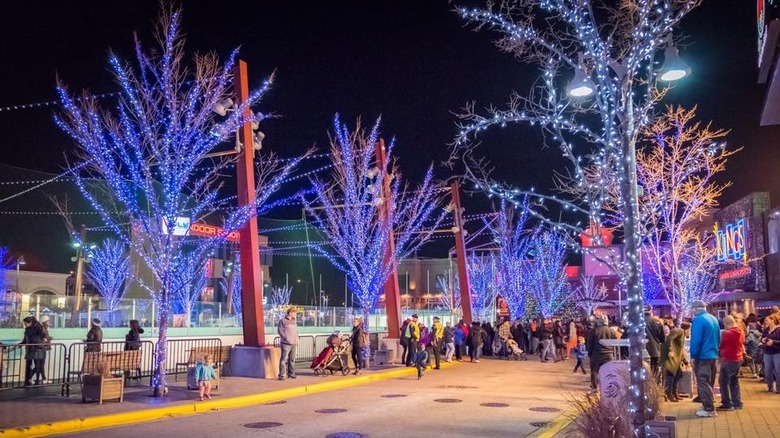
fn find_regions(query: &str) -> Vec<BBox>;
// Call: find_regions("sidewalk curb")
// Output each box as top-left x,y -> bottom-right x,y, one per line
0,364 -> 433,438
532,407 -> 576,438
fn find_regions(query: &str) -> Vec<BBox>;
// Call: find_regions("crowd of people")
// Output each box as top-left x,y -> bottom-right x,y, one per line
396,302 -> 780,421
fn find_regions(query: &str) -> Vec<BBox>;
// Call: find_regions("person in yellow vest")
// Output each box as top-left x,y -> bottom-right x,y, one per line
431,316 -> 444,369
404,314 -> 421,367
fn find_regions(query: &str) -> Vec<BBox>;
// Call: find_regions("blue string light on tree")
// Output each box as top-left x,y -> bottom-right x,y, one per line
302,115 -> 447,364
86,239 -> 135,327
54,8 -> 301,397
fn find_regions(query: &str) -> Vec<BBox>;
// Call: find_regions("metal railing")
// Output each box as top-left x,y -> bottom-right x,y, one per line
166,338 -> 224,379
272,332 -> 389,364
0,332 -> 390,395
0,342 -> 68,394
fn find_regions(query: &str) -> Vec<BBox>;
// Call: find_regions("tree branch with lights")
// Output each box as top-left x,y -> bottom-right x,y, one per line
490,201 -> 533,320
575,275 -> 609,316
467,252 -> 498,321
86,239 -> 135,327
169,252 -> 209,328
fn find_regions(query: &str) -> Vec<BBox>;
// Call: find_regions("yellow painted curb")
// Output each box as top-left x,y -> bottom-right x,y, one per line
0,364 -> 434,438
534,407 -> 577,438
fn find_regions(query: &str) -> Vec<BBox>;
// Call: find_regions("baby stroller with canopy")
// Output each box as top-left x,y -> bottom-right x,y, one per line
310,333 -> 351,376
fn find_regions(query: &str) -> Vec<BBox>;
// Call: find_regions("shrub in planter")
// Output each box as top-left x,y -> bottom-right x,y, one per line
567,371 -> 664,438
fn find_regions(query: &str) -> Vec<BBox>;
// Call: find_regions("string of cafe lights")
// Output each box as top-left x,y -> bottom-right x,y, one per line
0,92 -> 121,113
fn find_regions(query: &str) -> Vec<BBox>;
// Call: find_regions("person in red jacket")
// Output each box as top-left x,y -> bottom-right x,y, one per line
718,315 -> 745,411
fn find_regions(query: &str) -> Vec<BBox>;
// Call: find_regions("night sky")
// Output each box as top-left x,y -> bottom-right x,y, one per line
0,1 -> 779,261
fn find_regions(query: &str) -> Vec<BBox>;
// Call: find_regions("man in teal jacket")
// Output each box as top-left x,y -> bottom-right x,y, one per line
689,300 -> 721,417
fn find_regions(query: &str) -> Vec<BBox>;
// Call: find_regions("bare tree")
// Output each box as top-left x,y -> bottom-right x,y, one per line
637,106 -> 737,319
55,7 -> 299,396
304,116 -> 447,341
87,239 -> 136,327
574,274 -> 608,316
490,201 -> 533,320
451,0 -> 701,431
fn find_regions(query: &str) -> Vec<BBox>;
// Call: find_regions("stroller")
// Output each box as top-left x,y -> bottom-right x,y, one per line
310,334 -> 351,376
504,339 -> 527,361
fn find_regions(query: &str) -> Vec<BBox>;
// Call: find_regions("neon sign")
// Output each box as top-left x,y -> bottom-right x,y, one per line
161,217 -> 241,243
714,219 -> 747,263
719,266 -> 751,280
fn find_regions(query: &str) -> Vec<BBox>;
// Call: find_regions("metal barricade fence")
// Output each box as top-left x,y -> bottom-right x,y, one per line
165,338 -> 223,379
271,332 -> 389,364
0,343 -> 68,394
314,335 -> 330,357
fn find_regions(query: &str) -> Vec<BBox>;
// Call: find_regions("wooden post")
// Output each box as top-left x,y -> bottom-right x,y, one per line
235,60 -> 266,347
374,139 -> 402,338
451,181 -> 473,324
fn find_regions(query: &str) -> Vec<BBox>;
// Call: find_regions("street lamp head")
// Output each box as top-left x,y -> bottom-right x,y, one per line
659,45 -> 690,82
17,255 -> 26,266
212,98 -> 234,117
567,67 -> 595,98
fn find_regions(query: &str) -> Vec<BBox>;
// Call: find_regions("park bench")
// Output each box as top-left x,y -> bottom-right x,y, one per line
174,345 -> 231,381
101,350 -> 142,382
72,351 -> 142,383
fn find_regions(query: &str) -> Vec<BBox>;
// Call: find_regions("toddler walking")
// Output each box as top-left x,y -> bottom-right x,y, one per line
573,337 -> 588,375
196,354 -> 217,401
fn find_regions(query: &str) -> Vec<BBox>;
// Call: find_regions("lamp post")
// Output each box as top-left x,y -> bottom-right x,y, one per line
566,41 -> 689,433
16,255 -> 25,293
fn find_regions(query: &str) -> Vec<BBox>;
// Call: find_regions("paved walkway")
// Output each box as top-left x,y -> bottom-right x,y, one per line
57,358 -> 582,438
0,357 -> 583,438
664,373 -> 780,438
0,361 -> 404,433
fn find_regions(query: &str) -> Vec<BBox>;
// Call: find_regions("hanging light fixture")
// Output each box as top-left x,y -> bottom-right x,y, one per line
567,55 -> 595,97
659,37 -> 690,82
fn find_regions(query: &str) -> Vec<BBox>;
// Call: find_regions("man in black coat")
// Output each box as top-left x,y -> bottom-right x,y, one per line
586,314 -> 616,391
644,306 -> 666,382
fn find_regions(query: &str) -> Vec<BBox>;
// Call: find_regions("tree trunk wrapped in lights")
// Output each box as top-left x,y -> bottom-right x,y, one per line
55,7 -> 300,396
304,116 -> 447,362
451,1 -> 701,433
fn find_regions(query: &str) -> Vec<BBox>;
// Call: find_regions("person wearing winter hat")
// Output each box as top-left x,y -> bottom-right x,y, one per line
85,318 -> 104,353
36,316 -> 53,384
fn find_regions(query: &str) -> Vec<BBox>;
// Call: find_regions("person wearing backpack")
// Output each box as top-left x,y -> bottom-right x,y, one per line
404,314 -> 421,367
400,318 -> 411,365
